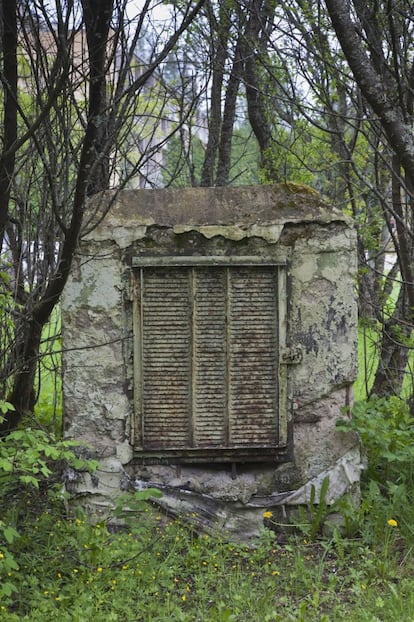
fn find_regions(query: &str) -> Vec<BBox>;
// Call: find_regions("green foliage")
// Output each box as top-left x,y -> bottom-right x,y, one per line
0,424 -> 96,494
259,119 -> 325,188
354,322 -> 380,400
0,421 -> 98,603
0,273 -> 19,401
162,123 -> 261,188
34,306 -> 62,434
338,396 -> 414,484
338,395 -> 414,545
0,401 -> 15,415
295,476 -> 331,539
161,133 -> 205,187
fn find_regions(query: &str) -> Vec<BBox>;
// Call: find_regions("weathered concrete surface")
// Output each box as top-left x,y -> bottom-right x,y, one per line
62,184 -> 360,540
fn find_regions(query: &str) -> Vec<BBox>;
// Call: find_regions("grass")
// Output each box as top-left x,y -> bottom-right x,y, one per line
2,500 -> 414,622
3,407 -> 414,621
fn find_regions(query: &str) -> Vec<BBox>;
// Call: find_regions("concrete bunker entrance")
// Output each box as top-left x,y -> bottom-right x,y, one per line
62,184 -> 361,540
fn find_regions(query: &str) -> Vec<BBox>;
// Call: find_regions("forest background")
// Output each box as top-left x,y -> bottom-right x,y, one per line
1,1 -> 414,619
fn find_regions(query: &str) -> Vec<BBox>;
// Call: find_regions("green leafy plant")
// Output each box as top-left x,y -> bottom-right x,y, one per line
304,476 -> 330,539
338,396 -> 414,484
338,396 -> 414,545
0,419 -> 98,604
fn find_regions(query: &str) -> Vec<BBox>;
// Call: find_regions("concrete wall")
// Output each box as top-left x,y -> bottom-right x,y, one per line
62,184 -> 361,539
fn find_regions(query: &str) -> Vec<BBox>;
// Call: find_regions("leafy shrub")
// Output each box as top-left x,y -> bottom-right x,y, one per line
338,395 -> 414,544
0,411 -> 98,603
340,396 -> 414,482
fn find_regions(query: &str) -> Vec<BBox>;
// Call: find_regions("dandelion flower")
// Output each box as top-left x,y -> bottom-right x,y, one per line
387,519 -> 398,527
263,511 -> 273,519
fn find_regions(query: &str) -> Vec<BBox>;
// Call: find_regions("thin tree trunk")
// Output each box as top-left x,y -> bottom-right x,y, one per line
215,23 -> 244,186
0,0 -> 17,247
370,157 -> 413,396
243,0 -> 278,181
200,2 -> 232,187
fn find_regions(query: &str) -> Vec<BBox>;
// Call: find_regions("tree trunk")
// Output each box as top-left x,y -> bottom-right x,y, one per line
243,0 -> 278,181
370,287 -> 411,397
200,2 -> 232,187
325,0 -> 414,217
0,0 -> 17,247
215,18 -> 245,186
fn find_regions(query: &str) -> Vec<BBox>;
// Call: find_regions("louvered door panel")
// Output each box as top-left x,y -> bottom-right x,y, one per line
228,268 -> 278,446
193,268 -> 227,447
141,269 -> 191,448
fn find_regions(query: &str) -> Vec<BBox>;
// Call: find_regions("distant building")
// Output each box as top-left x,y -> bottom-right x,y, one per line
18,24 -> 205,190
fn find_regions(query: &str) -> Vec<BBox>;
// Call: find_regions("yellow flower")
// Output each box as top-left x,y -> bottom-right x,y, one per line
97,566 -> 103,573
0,552 -> 4,559
181,595 -> 187,601
272,570 -> 280,576
387,519 -> 398,527
263,511 -> 273,519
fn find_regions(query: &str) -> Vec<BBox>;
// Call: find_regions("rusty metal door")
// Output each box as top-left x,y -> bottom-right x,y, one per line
132,257 -> 289,463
